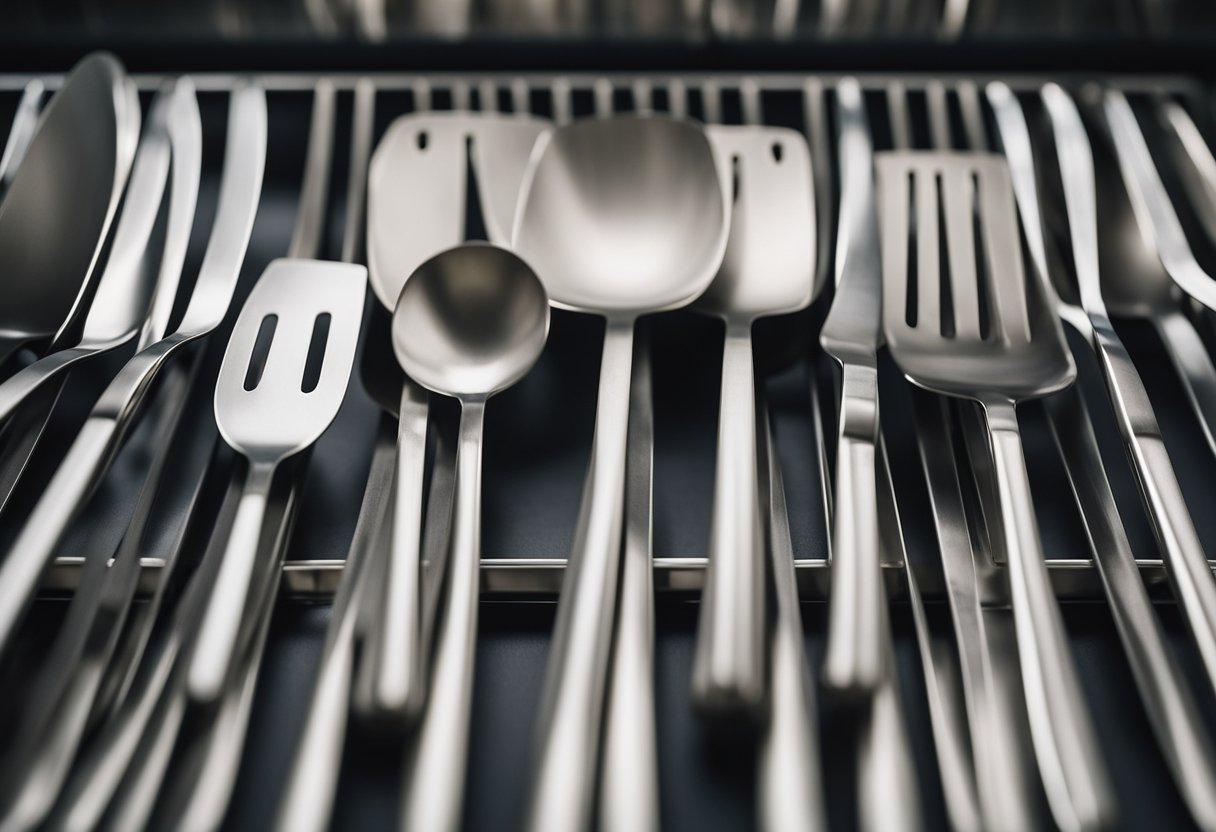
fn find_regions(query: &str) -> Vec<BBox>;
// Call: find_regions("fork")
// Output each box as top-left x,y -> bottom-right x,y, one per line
878,151 -> 1116,832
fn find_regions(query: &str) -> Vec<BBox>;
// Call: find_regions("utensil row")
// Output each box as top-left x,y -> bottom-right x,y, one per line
4,63 -> 1216,832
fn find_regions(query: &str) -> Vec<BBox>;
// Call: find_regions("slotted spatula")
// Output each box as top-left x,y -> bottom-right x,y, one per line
878,151 -> 1116,832
188,258 -> 367,703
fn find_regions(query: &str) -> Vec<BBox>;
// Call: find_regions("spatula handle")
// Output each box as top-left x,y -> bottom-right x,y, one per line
188,459 -> 276,704
692,327 -> 765,715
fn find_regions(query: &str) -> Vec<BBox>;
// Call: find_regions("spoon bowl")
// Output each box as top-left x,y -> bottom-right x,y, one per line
392,244 -> 550,400
393,243 -> 548,832
512,115 -> 728,317
0,53 -> 140,361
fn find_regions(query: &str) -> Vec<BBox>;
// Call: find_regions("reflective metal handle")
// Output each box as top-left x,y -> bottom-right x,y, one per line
367,382 -> 430,718
984,400 -> 1116,832
401,402 -> 485,832
188,461 -> 276,703
0,416 -> 118,657
600,331 -> 659,832
1154,311 -> 1216,457
693,327 -> 765,714
526,320 -> 634,832
0,345 -> 96,426
823,364 -> 884,694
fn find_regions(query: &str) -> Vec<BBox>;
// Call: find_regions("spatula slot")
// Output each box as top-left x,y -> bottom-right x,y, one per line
971,173 -> 993,341
243,314 -> 278,392
937,172 -> 957,337
906,171 -> 919,327
301,313 -> 332,394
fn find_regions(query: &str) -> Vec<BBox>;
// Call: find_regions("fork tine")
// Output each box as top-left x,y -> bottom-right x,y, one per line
977,159 -> 1032,343
915,163 -> 942,334
942,166 -> 984,340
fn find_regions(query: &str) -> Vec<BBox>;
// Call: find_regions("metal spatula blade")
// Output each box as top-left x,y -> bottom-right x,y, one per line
189,257 -> 367,703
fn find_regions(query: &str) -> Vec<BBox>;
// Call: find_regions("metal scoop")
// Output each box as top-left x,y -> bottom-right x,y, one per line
513,115 -> 729,831
393,243 -> 549,832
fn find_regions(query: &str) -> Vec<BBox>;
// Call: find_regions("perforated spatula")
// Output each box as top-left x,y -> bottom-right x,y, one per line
188,258 -> 367,703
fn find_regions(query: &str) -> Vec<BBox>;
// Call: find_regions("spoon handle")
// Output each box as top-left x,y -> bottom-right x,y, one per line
599,324 -> 660,832
526,320 -> 634,832
0,344 -> 98,426
365,381 -> 430,719
1153,310 -> 1216,457
692,326 -> 765,714
982,399 -> 1116,832
0,414 -> 119,658
401,401 -> 485,832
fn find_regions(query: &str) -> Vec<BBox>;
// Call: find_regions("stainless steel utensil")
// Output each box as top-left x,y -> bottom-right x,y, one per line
54,80 -> 322,832
0,80 -> 43,193
756,400 -> 829,832
513,115 -> 729,831
690,123 -> 815,714
0,78 -> 209,832
1102,90 -> 1216,456
577,80 -> 662,832
394,243 -> 549,832
362,108 -> 549,717
884,79 -> 985,832
0,53 -> 139,368
188,258 -> 367,703
0,77 -> 171,425
819,77 -> 886,695
989,81 -> 1216,829
0,83 -> 185,658
878,150 -> 1116,832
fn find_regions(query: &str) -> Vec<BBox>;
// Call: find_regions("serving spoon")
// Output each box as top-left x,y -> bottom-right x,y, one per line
394,243 -> 549,832
513,115 -> 728,831
0,52 -> 140,368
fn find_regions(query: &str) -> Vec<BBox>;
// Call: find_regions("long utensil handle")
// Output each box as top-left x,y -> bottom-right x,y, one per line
1153,310 -> 1216,457
400,402 -> 485,832
1130,431 -> 1216,673
823,366 -> 884,694
1047,389 -> 1216,829
526,320 -> 634,832
188,460 -> 277,703
600,325 -> 659,832
274,420 -> 395,832
0,345 -> 97,425
982,400 -> 1116,832
757,401 -> 828,832
692,327 -> 764,713
367,382 -> 430,718
0,415 -> 119,656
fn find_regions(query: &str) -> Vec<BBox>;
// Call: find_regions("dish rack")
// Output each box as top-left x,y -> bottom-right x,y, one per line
7,69 -> 1206,602
6,68 -> 1216,831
